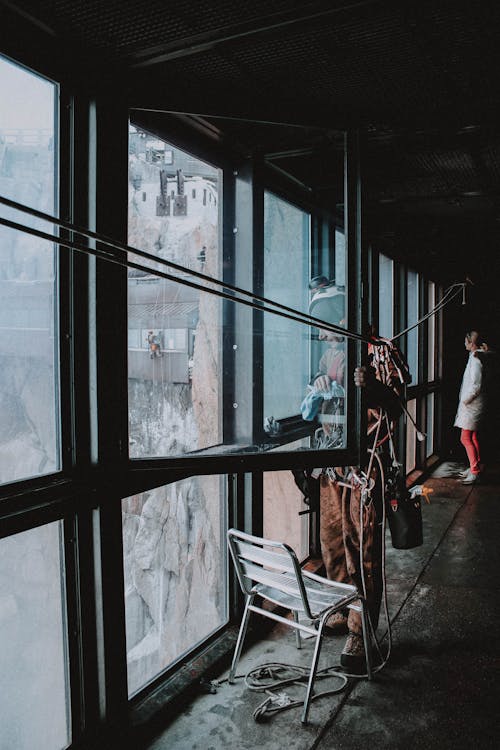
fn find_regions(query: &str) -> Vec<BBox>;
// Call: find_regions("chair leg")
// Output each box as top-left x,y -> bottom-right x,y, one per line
360,600 -> 372,680
293,610 -> 302,649
229,594 -> 254,683
301,623 -> 324,724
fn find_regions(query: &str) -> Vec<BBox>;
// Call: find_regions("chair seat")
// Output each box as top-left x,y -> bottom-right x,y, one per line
254,575 -> 360,619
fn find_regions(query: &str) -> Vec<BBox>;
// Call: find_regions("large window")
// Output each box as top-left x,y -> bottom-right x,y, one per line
0,522 -> 70,749
127,127 -> 222,459
0,56 -> 59,485
122,475 -> 228,696
0,37 -> 457,750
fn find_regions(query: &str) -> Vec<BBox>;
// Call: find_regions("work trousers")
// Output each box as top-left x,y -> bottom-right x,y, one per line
320,473 -> 383,635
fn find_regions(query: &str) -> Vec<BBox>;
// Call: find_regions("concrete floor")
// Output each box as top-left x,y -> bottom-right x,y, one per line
144,462 -> 500,750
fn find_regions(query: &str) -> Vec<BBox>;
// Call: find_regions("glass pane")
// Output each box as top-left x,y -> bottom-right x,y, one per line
407,270 -> 419,383
127,128 -> 346,459
436,285 -> 444,380
0,522 -> 70,749
334,228 -> 346,287
122,475 -> 228,696
426,392 -> 434,457
427,281 -> 435,381
263,441 -> 310,561
378,254 -> 393,338
128,126 -> 222,459
264,192 -> 310,421
128,274 -> 345,458
0,55 -> 60,485
406,398 -> 417,472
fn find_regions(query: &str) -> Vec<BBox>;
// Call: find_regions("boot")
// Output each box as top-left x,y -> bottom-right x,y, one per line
340,631 -> 366,672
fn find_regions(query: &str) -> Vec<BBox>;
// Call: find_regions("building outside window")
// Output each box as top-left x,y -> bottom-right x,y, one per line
127,125 -> 222,458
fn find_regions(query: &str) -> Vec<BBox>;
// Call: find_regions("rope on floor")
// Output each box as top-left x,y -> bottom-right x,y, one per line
212,663 -> 348,721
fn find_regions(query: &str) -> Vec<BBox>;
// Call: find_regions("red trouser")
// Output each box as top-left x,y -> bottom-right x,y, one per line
320,474 -> 383,635
460,429 -> 481,474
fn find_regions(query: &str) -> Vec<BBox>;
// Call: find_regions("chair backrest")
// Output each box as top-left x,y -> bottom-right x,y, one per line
227,528 -> 313,619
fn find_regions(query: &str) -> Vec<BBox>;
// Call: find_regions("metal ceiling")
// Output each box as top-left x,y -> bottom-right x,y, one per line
3,0 -> 500,231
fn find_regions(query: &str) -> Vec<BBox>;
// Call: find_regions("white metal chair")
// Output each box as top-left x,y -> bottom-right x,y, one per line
227,528 -> 372,724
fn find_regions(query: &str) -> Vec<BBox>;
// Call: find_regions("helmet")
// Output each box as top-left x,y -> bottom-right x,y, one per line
309,281 -> 345,326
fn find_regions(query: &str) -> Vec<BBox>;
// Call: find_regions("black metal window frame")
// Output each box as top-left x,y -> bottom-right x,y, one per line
0,54 -> 366,744
373,251 -> 443,474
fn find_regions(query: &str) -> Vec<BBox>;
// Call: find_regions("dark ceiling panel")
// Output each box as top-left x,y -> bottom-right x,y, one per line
4,0 -> 500,226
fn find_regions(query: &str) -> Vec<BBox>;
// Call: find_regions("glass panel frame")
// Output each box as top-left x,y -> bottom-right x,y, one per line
125,129 -> 357,472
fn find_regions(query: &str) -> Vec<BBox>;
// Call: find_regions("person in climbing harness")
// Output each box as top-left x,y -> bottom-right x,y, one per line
303,278 -> 410,671
147,330 -> 162,359
454,330 -> 486,484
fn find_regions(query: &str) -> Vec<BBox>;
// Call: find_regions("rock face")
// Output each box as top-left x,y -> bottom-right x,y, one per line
0,136 -> 58,485
124,137 -> 226,695
0,522 -> 69,750
122,476 -> 226,696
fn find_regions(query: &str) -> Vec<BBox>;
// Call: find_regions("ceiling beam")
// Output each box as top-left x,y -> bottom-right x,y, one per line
129,0 -> 383,68
0,0 -> 56,35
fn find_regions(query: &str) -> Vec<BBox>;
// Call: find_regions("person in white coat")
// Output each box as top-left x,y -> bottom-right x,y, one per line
454,331 -> 485,484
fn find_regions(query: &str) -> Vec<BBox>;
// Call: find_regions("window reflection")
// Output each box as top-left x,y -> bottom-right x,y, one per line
264,192 -> 310,422
378,254 -> 393,339
307,278 -> 347,449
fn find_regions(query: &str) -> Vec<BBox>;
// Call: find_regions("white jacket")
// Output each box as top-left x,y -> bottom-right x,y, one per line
454,352 -> 484,430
